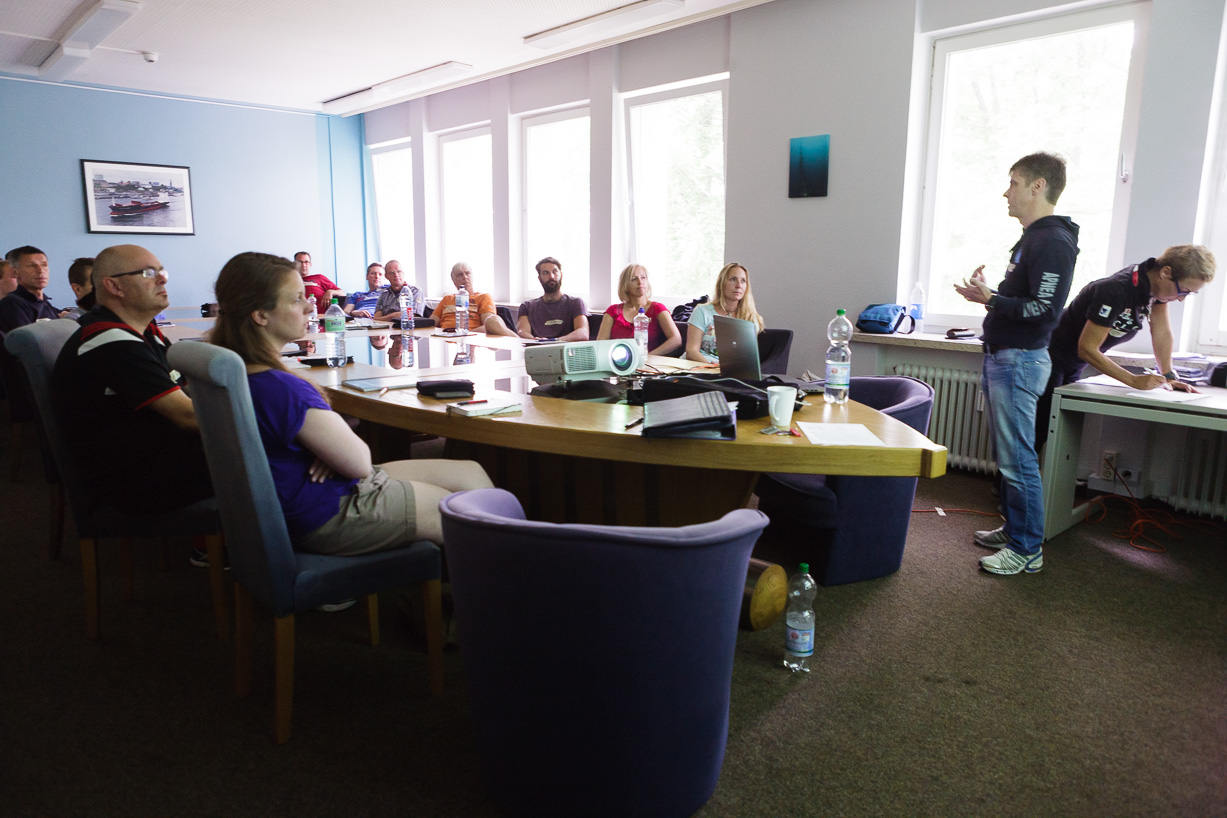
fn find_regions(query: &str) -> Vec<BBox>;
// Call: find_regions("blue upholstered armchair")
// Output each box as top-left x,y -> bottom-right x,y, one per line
754,376 -> 935,585
439,488 -> 768,818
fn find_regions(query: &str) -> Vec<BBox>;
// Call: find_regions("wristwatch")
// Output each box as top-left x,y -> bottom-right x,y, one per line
1162,370 -> 1178,380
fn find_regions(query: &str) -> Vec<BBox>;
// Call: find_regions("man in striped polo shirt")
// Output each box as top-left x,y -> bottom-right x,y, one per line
51,244 -> 213,516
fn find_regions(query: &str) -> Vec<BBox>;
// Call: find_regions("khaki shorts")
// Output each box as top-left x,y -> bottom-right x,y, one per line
296,467 -> 417,556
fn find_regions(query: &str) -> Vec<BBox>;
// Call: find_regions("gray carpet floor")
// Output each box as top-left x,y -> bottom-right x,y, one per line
1,422 -> 1223,816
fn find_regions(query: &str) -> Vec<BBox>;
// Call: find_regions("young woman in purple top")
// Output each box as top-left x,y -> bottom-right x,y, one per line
595,263 -> 682,356
210,252 -> 492,555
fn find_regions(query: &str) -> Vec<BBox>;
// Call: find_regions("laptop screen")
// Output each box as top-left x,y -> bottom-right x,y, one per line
713,314 -> 762,380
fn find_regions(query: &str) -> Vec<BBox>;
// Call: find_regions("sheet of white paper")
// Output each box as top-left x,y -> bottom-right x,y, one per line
1124,389 -> 1207,403
1079,374 -> 1130,388
797,422 -> 886,446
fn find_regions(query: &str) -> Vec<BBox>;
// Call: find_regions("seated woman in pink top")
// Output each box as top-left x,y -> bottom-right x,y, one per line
595,263 -> 682,356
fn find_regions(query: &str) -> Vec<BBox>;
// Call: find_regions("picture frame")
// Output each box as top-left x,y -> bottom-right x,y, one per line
788,134 -> 830,198
81,159 -> 195,235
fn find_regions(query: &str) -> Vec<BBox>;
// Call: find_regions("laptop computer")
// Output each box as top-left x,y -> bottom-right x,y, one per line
714,314 -> 762,380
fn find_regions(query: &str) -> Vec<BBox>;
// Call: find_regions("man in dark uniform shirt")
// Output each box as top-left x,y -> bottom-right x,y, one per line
0,246 -> 66,332
1037,245 -> 1216,452
51,244 -> 212,515
954,152 -> 1079,576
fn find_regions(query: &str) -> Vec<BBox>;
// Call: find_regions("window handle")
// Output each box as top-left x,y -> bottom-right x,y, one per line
1119,153 -> 1131,183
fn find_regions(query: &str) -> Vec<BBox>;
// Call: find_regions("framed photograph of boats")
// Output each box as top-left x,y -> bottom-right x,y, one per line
81,159 -> 195,235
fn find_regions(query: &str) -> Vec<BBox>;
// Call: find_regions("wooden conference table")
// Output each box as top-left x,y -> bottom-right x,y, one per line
165,319 -> 948,526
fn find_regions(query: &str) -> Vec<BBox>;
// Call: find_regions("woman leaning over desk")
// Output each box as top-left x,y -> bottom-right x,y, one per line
210,251 -> 493,554
596,263 -> 682,356
685,262 -> 764,363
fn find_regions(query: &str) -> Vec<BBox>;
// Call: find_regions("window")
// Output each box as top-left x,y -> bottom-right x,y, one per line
370,143 -> 414,270
917,5 -> 1148,324
524,109 -> 590,301
626,81 -> 727,302
440,128 -> 494,293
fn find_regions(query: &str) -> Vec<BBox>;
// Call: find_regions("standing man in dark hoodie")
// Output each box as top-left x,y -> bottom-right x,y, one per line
954,152 -> 1079,575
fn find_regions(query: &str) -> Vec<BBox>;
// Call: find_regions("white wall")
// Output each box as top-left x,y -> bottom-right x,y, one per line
725,0 -> 919,375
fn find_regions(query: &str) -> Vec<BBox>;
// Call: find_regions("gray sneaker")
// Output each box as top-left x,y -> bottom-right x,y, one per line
979,547 -> 1043,575
973,525 -> 1010,549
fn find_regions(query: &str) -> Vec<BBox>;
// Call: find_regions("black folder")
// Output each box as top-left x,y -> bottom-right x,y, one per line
642,391 -> 737,440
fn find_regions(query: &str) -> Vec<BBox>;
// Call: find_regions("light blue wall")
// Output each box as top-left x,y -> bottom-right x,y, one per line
0,77 -> 367,310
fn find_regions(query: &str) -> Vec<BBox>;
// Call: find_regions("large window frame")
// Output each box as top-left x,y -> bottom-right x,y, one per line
438,125 -> 494,298
913,4 -> 1149,329
521,106 -> 592,303
368,139 -> 414,274
624,77 -> 728,304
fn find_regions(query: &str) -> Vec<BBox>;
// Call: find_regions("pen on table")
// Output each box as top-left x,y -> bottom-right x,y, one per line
378,387 -> 389,398
458,399 -> 487,406
625,417 -> 644,430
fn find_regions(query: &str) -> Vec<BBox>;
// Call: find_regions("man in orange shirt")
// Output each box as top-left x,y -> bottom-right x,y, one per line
435,262 -> 517,337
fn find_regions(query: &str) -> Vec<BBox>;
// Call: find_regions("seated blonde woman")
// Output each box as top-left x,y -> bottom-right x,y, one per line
210,251 -> 493,554
596,263 -> 682,356
685,262 -> 765,363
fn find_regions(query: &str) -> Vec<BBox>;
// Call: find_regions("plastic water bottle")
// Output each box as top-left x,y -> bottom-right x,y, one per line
909,281 -> 926,335
306,295 -> 319,334
824,308 -> 852,405
633,307 -> 650,353
783,563 -> 817,673
455,286 -> 470,333
322,298 -> 347,367
399,289 -> 414,366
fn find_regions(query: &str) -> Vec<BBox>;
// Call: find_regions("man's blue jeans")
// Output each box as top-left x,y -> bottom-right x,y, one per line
982,347 -> 1051,555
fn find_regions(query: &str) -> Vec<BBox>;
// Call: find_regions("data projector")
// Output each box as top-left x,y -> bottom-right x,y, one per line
525,339 -> 644,384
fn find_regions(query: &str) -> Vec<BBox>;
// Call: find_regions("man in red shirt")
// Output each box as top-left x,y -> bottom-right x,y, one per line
294,251 -> 344,313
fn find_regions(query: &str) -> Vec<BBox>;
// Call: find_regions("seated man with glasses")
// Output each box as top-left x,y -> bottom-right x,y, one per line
51,244 -> 214,522
1038,243 -> 1217,453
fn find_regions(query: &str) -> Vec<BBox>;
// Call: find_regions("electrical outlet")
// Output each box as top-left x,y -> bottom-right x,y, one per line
1101,450 -> 1119,480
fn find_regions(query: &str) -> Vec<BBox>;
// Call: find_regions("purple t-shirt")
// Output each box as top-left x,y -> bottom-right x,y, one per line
517,294 -> 587,338
247,369 -> 358,541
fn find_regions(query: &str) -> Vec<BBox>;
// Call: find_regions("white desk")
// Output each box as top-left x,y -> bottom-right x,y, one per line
1041,382 -> 1227,540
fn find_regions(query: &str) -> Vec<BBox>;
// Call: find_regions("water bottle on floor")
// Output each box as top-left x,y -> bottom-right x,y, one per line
633,307 -> 650,353
306,295 -> 319,334
824,308 -> 852,404
323,297 -> 347,367
783,563 -> 816,673
455,286 -> 470,333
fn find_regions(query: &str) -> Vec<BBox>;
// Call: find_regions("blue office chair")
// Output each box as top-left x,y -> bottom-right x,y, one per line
755,376 -> 935,585
168,341 -> 444,743
5,320 -> 226,638
439,487 -> 768,817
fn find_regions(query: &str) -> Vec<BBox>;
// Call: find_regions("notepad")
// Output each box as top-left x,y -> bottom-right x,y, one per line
446,394 -> 523,417
341,375 -> 418,392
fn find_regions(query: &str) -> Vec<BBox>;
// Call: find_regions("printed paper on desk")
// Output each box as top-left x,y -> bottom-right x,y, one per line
796,422 -> 886,446
1079,374 -> 1131,388
1124,390 -> 1208,403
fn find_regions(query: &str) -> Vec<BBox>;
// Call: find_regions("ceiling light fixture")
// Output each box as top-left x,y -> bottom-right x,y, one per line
39,0 -> 141,81
523,0 -> 685,49
372,61 -> 474,99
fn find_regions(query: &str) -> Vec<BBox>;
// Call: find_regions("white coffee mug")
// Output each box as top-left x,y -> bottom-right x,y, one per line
767,385 -> 798,429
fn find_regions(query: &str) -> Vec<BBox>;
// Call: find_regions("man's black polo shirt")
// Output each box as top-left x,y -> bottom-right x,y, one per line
51,306 -> 212,513
0,284 -> 59,333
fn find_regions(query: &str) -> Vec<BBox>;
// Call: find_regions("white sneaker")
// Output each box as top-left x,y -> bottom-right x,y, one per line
973,525 -> 1010,549
979,547 -> 1043,575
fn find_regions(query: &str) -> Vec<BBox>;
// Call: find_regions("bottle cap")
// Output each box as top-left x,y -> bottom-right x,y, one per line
638,307 -> 645,313
799,562 -> 809,572
836,309 -> 845,316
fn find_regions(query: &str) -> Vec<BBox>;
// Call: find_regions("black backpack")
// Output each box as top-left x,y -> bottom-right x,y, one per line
671,295 -> 708,326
